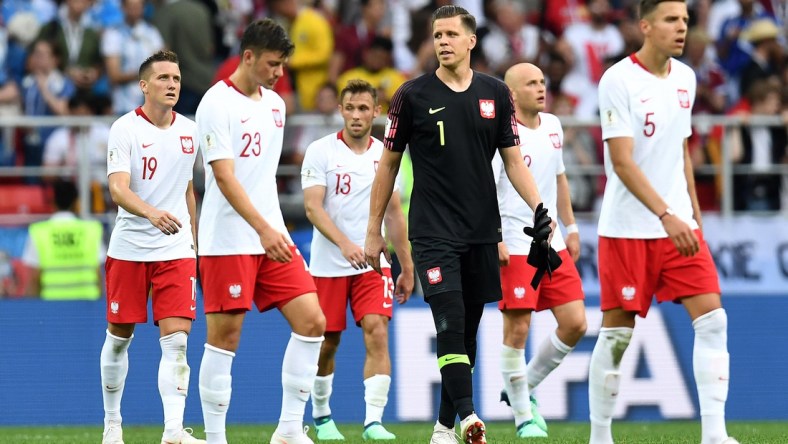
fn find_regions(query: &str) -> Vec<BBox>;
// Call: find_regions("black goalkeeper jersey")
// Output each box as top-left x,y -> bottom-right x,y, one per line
384,71 -> 520,243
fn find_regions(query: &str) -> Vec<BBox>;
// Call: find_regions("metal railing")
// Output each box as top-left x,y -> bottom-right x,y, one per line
0,114 -> 785,224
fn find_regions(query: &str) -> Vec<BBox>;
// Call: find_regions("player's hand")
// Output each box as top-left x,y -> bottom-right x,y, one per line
498,242 -> 510,266
260,227 -> 293,263
148,209 -> 182,235
340,241 -> 368,270
566,232 -> 580,262
525,203 -> 552,248
661,214 -> 699,257
393,269 -> 414,304
364,232 -> 389,275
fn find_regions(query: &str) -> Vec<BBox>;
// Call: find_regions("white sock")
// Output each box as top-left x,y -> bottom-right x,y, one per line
693,309 -> 730,444
526,330 -> 574,390
311,374 -> 334,419
364,374 -> 391,426
589,327 -> 632,444
278,332 -> 323,436
100,330 -> 133,429
159,331 -> 189,438
199,344 -> 235,444
500,344 -> 532,426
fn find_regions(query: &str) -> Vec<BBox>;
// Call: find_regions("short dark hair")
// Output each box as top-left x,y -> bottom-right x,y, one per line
240,19 -> 295,57
368,35 -> 394,52
138,50 -> 179,80
53,180 -> 78,211
431,5 -> 476,33
339,79 -> 378,104
639,0 -> 685,19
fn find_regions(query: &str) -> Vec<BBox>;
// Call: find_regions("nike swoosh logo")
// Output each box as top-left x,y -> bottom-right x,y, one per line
241,117 -> 251,123
639,97 -> 652,103
444,356 -> 460,362
428,107 -> 446,114
142,143 -> 154,149
190,305 -> 196,311
177,386 -> 187,391
383,302 -> 393,308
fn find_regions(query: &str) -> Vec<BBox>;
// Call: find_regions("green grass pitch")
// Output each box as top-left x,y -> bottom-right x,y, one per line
0,421 -> 786,443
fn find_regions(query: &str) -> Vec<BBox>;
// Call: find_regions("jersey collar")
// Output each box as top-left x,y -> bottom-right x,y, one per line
135,107 -> 176,126
629,53 -> 672,75
337,130 -> 373,150
223,78 -> 264,97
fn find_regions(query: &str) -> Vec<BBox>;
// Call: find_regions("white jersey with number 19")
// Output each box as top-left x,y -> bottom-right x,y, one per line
107,108 -> 197,261
597,54 -> 698,239
197,79 -> 290,255
493,113 -> 567,255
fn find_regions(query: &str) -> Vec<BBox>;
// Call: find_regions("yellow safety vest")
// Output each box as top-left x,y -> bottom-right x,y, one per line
29,218 -> 103,300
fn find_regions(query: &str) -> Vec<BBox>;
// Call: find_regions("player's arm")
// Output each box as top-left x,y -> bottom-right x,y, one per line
491,152 -> 510,266
683,139 -> 703,231
556,173 -> 580,262
210,158 -> 293,262
108,172 -> 182,235
304,185 -> 367,269
499,146 -> 556,242
365,148 -> 403,274
383,190 -> 413,303
186,180 -> 197,253
607,136 -> 699,257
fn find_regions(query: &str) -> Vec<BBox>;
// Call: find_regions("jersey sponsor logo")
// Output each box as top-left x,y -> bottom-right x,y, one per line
549,133 -> 561,149
142,142 -> 154,149
677,89 -> 690,108
514,286 -> 526,299
639,97 -> 652,103
621,285 -> 636,300
272,109 -> 283,128
428,106 -> 446,114
110,300 -> 119,314
241,116 -> 252,123
479,100 -> 495,119
180,136 -> 194,154
427,267 -> 443,284
229,283 -> 242,298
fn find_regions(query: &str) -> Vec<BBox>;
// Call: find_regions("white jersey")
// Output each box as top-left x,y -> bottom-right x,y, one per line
197,79 -> 290,255
106,108 -> 197,261
598,55 -> 698,238
493,114 -> 567,255
301,132 -> 394,277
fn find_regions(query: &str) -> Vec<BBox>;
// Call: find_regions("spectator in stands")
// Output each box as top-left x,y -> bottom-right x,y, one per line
37,0 -> 104,95
22,180 -> 105,299
482,0 -> 542,77
270,0 -> 334,111
152,0 -> 215,115
329,0 -> 390,83
288,82 -> 343,171
4,10 -> 42,85
336,36 -> 407,114
681,27 -> 728,114
0,28 -> 21,167
42,93 -> 111,212
102,0 -> 164,115
738,18 -> 783,97
20,39 -> 75,174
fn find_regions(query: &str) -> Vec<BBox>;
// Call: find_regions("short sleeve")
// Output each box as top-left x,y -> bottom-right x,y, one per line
384,82 -> 413,153
107,120 -> 132,176
556,121 -> 566,175
598,67 -> 633,140
496,84 -> 520,148
196,91 -> 234,164
301,139 -> 328,190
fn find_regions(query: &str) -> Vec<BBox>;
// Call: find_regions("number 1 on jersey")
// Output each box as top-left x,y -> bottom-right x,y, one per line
436,120 -> 445,146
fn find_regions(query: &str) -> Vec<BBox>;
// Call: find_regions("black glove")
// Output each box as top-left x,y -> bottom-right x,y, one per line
523,204 -> 562,289
523,203 -> 552,249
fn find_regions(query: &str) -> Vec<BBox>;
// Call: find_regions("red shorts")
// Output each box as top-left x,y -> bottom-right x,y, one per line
498,250 -> 584,312
314,269 -> 394,332
598,230 -> 720,318
105,257 -> 197,324
199,246 -> 317,314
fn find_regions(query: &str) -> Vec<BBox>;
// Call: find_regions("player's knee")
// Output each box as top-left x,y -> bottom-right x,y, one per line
362,317 -> 389,346
503,319 -> 530,346
558,317 -> 588,345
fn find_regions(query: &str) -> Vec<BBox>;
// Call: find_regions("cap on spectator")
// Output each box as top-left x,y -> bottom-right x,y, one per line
741,19 -> 780,44
7,12 -> 41,46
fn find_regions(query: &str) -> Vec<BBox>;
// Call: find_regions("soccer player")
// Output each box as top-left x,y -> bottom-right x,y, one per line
101,50 -> 204,444
195,19 -> 325,444
590,1 -> 737,444
301,79 -> 414,441
364,6 -> 553,444
494,63 -> 587,439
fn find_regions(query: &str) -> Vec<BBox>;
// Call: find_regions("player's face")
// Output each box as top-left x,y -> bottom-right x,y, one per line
140,61 -> 181,108
432,16 -> 476,70
641,1 -> 689,57
339,92 -> 380,139
249,50 -> 287,90
512,68 -> 546,114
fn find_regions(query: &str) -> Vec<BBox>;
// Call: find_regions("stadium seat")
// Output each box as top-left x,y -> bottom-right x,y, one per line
0,184 -> 51,214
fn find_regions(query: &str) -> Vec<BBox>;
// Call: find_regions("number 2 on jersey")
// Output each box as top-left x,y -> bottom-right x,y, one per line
436,120 -> 445,146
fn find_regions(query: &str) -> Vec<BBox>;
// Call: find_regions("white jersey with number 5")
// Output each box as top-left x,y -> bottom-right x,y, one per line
492,114 -> 567,255
597,54 -> 698,239
197,79 -> 290,255
301,132 -> 394,277
107,108 -> 197,261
